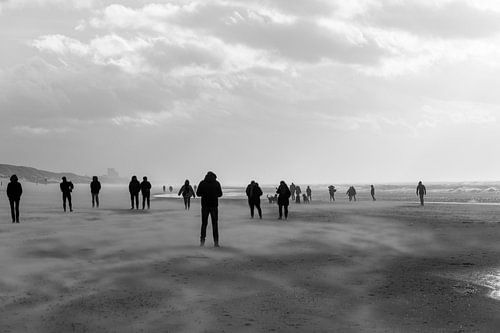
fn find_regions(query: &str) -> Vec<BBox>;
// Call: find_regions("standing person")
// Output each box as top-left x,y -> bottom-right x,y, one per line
246,180 -> 263,219
328,185 -> 336,202
60,177 -> 74,212
416,181 -> 427,206
290,183 -> 296,201
141,176 -> 152,209
163,185 -> 166,193
178,179 -> 196,210
370,185 -> 376,201
276,181 -> 291,220
129,176 -> 141,210
90,176 -> 101,208
295,186 -> 302,203
306,186 -> 312,202
196,171 -> 223,247
7,175 -> 22,223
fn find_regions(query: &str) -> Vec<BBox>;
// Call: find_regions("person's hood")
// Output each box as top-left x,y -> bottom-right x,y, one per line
204,171 -> 217,182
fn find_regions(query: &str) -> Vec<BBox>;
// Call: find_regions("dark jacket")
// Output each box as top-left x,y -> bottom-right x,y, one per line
276,184 -> 291,205
140,181 -> 152,194
178,185 -> 195,198
246,183 -> 263,202
129,179 -> 141,195
90,180 -> 101,194
417,184 -> 426,195
60,181 -> 74,194
7,181 -> 22,200
196,172 -> 222,207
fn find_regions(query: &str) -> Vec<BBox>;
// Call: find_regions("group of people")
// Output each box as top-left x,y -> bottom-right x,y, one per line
3,173 -> 429,248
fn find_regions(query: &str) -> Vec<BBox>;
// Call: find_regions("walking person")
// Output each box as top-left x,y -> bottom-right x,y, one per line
295,186 -> 302,203
7,175 -> 22,223
141,176 -> 152,209
370,185 -> 376,201
328,185 -> 336,202
416,181 -> 426,206
306,186 -> 312,202
196,171 -> 223,247
178,179 -> 196,210
90,176 -> 101,208
129,176 -> 141,209
290,183 -> 296,201
246,180 -> 263,219
276,181 -> 291,220
60,177 -> 74,212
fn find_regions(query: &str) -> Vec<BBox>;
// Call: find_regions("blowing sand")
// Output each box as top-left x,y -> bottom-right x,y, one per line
1,185 -> 500,332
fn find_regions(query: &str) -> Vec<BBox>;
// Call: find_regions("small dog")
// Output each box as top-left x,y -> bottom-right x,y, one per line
267,195 -> 278,204
302,194 -> 309,204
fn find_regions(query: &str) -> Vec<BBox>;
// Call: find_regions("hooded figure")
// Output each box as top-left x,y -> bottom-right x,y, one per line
7,174 -> 22,223
196,171 -> 223,247
246,180 -> 263,219
140,176 -> 152,209
90,176 -> 101,208
276,181 -> 291,220
178,179 -> 196,210
60,176 -> 74,212
416,181 -> 426,206
129,176 -> 141,209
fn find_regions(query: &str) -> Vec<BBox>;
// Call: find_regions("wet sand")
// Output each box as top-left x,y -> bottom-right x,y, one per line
1,186 -> 500,332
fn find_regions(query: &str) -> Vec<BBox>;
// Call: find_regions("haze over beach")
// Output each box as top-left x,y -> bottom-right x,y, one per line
3,0 -> 500,332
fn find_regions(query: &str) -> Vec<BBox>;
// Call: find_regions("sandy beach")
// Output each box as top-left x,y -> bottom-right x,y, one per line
1,185 -> 500,332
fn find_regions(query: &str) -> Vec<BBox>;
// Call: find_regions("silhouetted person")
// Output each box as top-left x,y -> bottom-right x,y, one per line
290,183 -> 296,201
7,175 -> 22,223
90,176 -> 101,208
346,186 -> 357,202
169,186 -> 173,193
246,180 -> 263,219
141,176 -> 152,209
60,176 -> 74,212
276,181 -> 291,220
163,185 -> 166,193
295,186 -> 302,202
306,186 -> 312,201
196,171 -> 223,247
129,176 -> 141,209
371,185 -> 376,201
328,185 -> 336,202
417,181 -> 426,206
178,179 -> 196,210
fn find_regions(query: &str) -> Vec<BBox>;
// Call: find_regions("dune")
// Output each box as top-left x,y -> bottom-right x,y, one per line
1,184 -> 500,331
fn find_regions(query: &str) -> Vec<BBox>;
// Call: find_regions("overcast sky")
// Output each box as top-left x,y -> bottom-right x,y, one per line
1,0 -> 500,185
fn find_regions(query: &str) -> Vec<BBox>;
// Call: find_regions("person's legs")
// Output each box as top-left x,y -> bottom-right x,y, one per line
187,197 -> 191,210
92,193 -> 95,207
278,204 -> 283,219
15,199 -> 20,222
284,204 -> 288,219
130,194 -> 134,209
146,193 -> 150,209
68,193 -> 73,212
183,197 -> 188,209
142,193 -> 146,210
134,194 -> 139,209
256,200 -> 262,219
420,194 -> 424,206
210,207 -> 219,246
62,193 -> 67,212
9,199 -> 15,223
200,206 -> 209,245
249,200 -> 254,218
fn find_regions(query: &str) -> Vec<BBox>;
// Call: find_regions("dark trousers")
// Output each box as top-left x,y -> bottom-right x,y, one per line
63,192 -> 72,212
278,204 -> 288,219
131,193 -> 139,209
419,194 -> 425,206
201,206 -> 218,243
9,198 -> 20,223
92,193 -> 99,207
142,192 -> 150,209
249,199 -> 262,218
183,196 -> 191,210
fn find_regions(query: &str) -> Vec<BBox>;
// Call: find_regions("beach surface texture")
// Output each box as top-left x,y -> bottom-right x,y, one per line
1,184 -> 500,332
